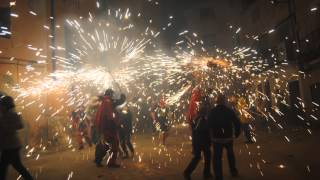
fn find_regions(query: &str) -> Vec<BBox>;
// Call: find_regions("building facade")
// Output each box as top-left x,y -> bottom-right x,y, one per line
179,0 -> 319,117
237,0 -> 320,117
0,0 -> 96,146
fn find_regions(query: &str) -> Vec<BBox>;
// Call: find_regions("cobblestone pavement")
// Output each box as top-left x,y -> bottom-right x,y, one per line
7,125 -> 320,180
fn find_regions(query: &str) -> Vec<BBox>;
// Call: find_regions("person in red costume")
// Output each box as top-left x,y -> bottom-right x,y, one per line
184,87 -> 213,180
94,89 -> 126,168
187,87 -> 202,126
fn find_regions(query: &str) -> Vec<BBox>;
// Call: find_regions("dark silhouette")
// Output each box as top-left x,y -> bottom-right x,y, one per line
237,97 -> 254,144
119,107 -> 134,158
0,95 -> 33,180
184,88 -> 212,180
94,89 -> 126,168
150,97 -> 169,146
208,94 -> 241,180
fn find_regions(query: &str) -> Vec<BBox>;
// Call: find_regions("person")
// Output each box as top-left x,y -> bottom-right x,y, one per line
208,94 -> 241,180
0,95 -> 33,180
71,106 -> 92,150
237,97 -> 254,144
184,88 -> 212,180
94,89 -> 126,168
150,97 -> 169,146
84,96 -> 101,145
118,106 -> 134,158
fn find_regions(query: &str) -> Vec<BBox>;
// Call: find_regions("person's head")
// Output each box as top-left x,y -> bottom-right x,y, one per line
198,95 -> 210,113
159,96 -> 166,108
71,111 -> 77,118
216,94 -> 227,105
0,95 -> 15,112
104,88 -> 114,97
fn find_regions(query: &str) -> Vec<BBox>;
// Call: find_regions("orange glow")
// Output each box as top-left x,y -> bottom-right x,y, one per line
191,56 -> 229,68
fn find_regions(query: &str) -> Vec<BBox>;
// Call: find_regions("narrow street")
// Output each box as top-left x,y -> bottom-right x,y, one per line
1,0 -> 320,180
8,125 -> 320,180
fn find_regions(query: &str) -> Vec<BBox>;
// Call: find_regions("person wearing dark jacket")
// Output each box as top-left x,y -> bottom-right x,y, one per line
208,94 -> 241,180
184,89 -> 212,180
119,106 -> 134,158
150,97 -> 169,146
94,89 -> 126,168
0,96 -> 33,180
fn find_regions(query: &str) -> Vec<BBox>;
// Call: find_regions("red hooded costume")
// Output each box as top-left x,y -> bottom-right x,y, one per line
95,96 -> 119,139
187,87 -> 202,125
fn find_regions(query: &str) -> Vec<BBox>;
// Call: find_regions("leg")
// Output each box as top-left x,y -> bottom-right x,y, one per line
107,137 -> 120,167
225,142 -> 238,176
159,131 -> 166,145
158,132 -> 162,145
184,144 -> 201,176
94,141 -> 108,166
91,127 -> 99,145
126,135 -> 134,155
9,148 -> 33,180
159,122 -> 168,145
120,138 -> 129,158
163,131 -> 168,145
0,150 -> 10,180
184,134 -> 201,176
83,129 -> 92,147
85,135 -> 92,147
213,143 -> 224,180
203,145 -> 212,178
77,130 -> 84,149
243,124 -> 252,143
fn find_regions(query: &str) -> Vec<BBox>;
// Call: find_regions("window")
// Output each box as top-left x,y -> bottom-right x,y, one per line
0,7 -> 11,38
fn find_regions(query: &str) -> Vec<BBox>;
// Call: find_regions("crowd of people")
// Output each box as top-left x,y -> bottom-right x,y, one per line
69,86 -> 254,180
0,85 -> 254,180
70,89 -> 134,168
183,86 -> 255,180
